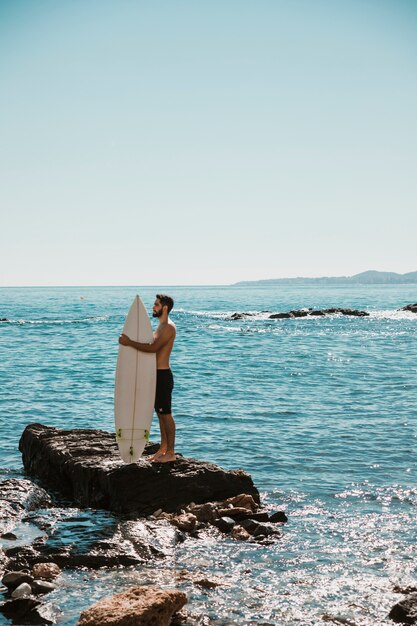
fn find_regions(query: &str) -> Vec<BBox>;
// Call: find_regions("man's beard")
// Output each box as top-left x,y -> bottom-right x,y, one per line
152,310 -> 162,318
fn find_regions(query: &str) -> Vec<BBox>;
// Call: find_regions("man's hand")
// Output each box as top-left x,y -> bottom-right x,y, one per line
119,333 -> 131,346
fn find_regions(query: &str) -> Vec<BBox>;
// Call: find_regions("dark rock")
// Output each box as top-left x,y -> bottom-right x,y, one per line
0,597 -> 58,624
0,479 -> 52,535
400,303 -> 417,313
19,424 -> 260,515
389,592 -> 417,623
322,307 -> 369,317
393,585 -> 417,595
249,512 -> 270,522
1,532 -> 17,540
239,519 -> 259,534
214,517 -> 236,533
269,511 -> 288,524
239,519 -> 280,539
2,570 -> 34,590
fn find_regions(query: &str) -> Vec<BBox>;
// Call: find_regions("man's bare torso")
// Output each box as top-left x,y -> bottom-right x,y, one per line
154,320 -> 176,369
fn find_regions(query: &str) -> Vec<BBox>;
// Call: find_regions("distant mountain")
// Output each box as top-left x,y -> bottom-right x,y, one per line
234,271 -> 417,286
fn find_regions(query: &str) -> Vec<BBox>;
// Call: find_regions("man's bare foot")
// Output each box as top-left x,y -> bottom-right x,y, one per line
148,447 -> 167,462
153,452 -> 176,463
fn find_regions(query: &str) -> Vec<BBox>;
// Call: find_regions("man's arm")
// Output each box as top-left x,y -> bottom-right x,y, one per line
119,325 -> 174,353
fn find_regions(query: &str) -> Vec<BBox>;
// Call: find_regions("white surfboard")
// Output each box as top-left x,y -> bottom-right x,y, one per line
114,295 -> 156,463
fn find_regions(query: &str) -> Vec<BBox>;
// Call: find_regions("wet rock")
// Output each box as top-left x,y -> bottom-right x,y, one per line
269,511 -> 288,524
4,545 -> 42,571
32,563 -> 61,581
389,592 -> 417,623
5,519 -> 174,571
239,519 -> 280,539
11,581 -> 32,598
19,424 -> 260,515
2,570 -> 34,590
217,507 -> 254,521
185,503 -> 219,523
0,597 -> 58,624
31,580 -> 58,595
230,525 -> 250,541
223,494 -> 258,511
0,478 -> 52,534
214,517 -> 236,533
171,513 -> 197,533
0,597 -> 41,621
393,585 -> 417,595
77,585 -> 187,626
400,303 -> 417,313
249,512 -> 270,522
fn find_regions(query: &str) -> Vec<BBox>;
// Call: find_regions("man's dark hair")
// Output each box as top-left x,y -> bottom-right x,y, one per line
156,294 -> 174,313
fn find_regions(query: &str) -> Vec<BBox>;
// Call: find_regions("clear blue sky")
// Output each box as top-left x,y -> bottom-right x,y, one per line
1,0 -> 416,286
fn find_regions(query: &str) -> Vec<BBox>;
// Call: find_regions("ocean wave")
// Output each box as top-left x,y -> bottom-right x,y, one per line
1,316 -> 109,326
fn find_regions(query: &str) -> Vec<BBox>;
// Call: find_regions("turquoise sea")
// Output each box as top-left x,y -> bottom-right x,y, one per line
1,284 -> 417,625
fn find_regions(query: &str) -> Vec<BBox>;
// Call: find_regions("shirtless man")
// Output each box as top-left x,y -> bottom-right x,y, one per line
118,294 -> 177,463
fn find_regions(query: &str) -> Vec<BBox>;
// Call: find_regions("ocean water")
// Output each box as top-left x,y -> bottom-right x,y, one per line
1,284 -> 417,625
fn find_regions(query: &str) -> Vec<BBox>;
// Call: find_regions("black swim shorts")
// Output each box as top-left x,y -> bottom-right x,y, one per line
154,368 -> 174,415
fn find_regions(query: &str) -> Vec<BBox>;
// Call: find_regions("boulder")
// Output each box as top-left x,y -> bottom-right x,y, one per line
170,513 -> 197,533
31,580 -> 58,595
389,592 -> 417,623
2,570 -> 34,590
269,511 -> 288,524
19,424 -> 260,515
231,525 -> 251,541
214,517 -> 235,533
77,586 -> 187,626
32,563 -> 61,581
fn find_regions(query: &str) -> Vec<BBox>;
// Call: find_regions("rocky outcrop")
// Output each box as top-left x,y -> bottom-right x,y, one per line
230,307 -> 369,320
389,591 -> 417,623
77,586 -> 187,626
400,303 -> 417,313
19,424 -> 260,516
0,478 -> 51,535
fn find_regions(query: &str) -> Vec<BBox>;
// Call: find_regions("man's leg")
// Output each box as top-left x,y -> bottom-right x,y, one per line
153,412 -> 176,462
149,414 -> 168,461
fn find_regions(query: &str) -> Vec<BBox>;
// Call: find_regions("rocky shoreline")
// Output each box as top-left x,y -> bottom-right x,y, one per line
2,422 -> 417,624
1,425 -> 288,624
